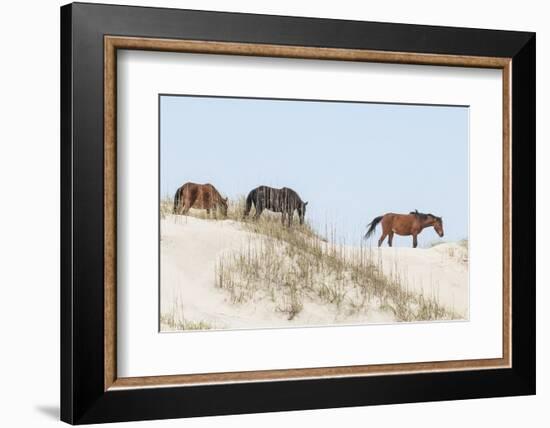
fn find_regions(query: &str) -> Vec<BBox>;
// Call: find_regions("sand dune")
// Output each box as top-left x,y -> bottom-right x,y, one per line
374,243 -> 468,317
160,215 -> 468,331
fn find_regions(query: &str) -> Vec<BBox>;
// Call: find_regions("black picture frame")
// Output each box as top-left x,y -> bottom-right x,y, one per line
61,2 -> 535,424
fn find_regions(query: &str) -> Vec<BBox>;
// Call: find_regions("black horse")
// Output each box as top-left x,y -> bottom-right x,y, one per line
243,185 -> 308,226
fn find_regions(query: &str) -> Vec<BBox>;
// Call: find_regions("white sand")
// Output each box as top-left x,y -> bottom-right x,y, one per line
160,215 -> 468,331
373,243 -> 468,317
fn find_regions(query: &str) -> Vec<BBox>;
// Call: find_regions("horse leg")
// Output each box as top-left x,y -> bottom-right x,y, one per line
388,231 -> 394,247
287,209 -> 292,227
378,232 -> 387,247
183,198 -> 194,215
175,194 -> 185,215
254,207 -> 263,220
243,199 -> 251,219
412,234 -> 418,248
183,194 -> 197,215
281,212 -> 286,225
206,208 -> 211,218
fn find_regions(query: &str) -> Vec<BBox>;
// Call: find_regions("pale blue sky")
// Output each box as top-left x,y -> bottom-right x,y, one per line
160,95 -> 468,247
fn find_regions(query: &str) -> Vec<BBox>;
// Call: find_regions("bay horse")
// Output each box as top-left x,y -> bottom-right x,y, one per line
173,182 -> 228,217
243,185 -> 308,227
364,209 -> 444,248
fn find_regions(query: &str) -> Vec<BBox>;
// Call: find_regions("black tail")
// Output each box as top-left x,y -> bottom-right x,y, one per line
243,189 -> 255,217
364,215 -> 383,239
173,187 -> 182,214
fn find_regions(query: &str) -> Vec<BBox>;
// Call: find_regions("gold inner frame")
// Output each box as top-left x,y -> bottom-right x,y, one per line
104,35 -> 512,391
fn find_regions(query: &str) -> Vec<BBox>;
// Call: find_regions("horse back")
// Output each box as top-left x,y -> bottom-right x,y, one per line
384,212 -> 416,224
180,182 -> 220,209
255,185 -> 303,211
382,212 -> 418,234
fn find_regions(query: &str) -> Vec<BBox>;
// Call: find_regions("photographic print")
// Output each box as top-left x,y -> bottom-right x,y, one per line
62,7 -> 534,421
159,95 -> 469,332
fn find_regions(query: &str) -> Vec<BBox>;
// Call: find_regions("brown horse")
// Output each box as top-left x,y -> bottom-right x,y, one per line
364,209 -> 444,248
173,182 -> 228,217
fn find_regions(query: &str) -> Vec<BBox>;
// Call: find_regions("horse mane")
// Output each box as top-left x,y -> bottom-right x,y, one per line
409,209 -> 441,221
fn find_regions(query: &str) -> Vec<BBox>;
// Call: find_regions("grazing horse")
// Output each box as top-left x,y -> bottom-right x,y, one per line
173,182 -> 228,217
243,185 -> 308,227
364,209 -> 444,248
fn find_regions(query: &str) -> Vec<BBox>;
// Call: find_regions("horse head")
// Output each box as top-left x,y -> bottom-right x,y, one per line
432,216 -> 444,237
299,201 -> 308,225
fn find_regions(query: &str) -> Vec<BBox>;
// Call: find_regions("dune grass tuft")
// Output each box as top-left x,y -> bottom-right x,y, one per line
161,314 -> 214,331
160,296 -> 216,331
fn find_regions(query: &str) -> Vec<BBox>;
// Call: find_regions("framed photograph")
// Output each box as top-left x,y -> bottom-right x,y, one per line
60,2 -> 535,424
